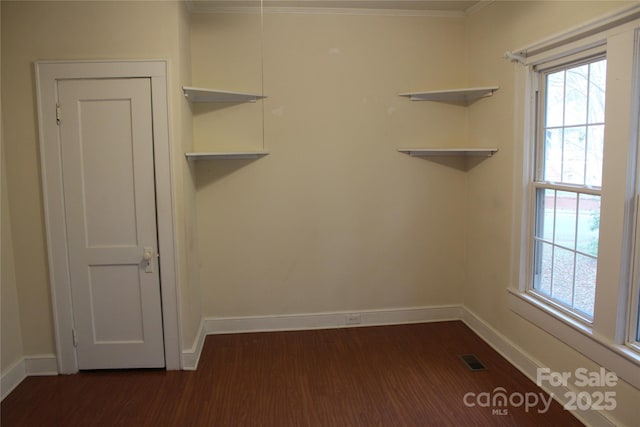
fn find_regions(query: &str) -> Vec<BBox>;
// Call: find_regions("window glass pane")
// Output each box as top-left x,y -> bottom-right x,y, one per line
552,247 -> 575,307
576,194 -> 600,257
562,126 -> 586,185
533,241 -> 553,295
533,56 -> 604,322
564,64 -> 589,126
588,59 -> 606,124
554,191 -> 577,249
574,253 -> 597,317
544,129 -> 563,182
586,125 -> 604,187
546,71 -> 565,128
535,189 -> 555,241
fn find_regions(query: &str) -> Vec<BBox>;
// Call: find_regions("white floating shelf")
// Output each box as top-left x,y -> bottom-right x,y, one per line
398,148 -> 498,157
398,86 -> 499,104
185,151 -> 270,161
182,86 -> 266,103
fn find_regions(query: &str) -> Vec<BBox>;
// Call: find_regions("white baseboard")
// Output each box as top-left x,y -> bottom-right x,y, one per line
202,304 -> 463,335
1,358 -> 26,401
1,354 -> 57,401
182,318 -> 206,371
24,354 -> 58,376
461,307 -> 620,427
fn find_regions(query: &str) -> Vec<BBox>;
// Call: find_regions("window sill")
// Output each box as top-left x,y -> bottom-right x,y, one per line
508,289 -> 640,389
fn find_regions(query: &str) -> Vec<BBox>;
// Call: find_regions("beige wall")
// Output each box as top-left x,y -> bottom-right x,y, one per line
1,0 -> 25,374
0,0 -> 199,354
1,134 -> 24,374
465,2 -> 640,426
177,3 -> 202,349
191,12 -> 470,317
1,3 -> 638,423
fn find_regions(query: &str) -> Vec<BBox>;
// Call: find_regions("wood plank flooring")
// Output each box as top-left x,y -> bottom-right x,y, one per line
1,321 -> 583,426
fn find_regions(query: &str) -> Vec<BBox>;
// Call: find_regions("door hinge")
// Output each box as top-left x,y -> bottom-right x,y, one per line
72,329 -> 78,347
56,104 -> 62,125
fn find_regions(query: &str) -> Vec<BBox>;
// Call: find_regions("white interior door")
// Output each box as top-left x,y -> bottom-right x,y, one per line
57,78 -> 165,369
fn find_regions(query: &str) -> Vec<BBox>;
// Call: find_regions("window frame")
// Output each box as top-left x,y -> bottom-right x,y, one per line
628,117 -> 640,351
630,192 -> 640,351
508,16 -> 640,390
528,53 -> 607,324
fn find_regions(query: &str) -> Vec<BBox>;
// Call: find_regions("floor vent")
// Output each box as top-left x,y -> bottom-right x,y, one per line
460,354 -> 487,371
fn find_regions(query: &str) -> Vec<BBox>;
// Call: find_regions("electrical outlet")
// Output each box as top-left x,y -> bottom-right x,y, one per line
346,313 -> 361,325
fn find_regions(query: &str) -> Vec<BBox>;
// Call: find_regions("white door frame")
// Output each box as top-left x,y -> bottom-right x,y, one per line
35,60 -> 182,373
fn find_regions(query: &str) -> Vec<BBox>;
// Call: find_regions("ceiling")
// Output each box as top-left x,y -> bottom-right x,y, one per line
187,0 -> 486,15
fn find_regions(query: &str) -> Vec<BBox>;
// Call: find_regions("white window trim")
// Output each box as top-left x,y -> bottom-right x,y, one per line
628,117 -> 640,351
630,204 -> 640,349
509,9 -> 640,390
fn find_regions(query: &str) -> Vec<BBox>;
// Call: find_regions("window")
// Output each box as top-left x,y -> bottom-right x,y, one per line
508,8 -> 640,390
531,57 -> 606,322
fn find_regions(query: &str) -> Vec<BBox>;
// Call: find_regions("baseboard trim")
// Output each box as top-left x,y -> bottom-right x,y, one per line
202,305 -> 464,335
1,358 -> 26,401
461,307 -> 620,427
1,354 -> 58,401
24,354 -> 58,376
182,318 -> 206,371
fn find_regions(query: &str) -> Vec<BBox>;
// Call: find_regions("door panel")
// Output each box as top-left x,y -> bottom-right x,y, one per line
57,78 -> 165,369
88,265 -> 144,343
80,98 -> 138,248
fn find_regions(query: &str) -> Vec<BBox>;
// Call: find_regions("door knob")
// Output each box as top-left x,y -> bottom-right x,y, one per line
142,247 -> 154,273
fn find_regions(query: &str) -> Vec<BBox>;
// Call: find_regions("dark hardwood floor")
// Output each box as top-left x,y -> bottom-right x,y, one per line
1,321 -> 582,426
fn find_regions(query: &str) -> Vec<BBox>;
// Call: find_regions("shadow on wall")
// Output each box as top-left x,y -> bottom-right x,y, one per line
189,102 -> 250,115
194,158 -> 264,189
411,155 -> 490,172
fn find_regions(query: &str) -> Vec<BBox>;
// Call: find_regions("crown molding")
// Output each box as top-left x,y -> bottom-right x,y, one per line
186,1 -> 468,17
